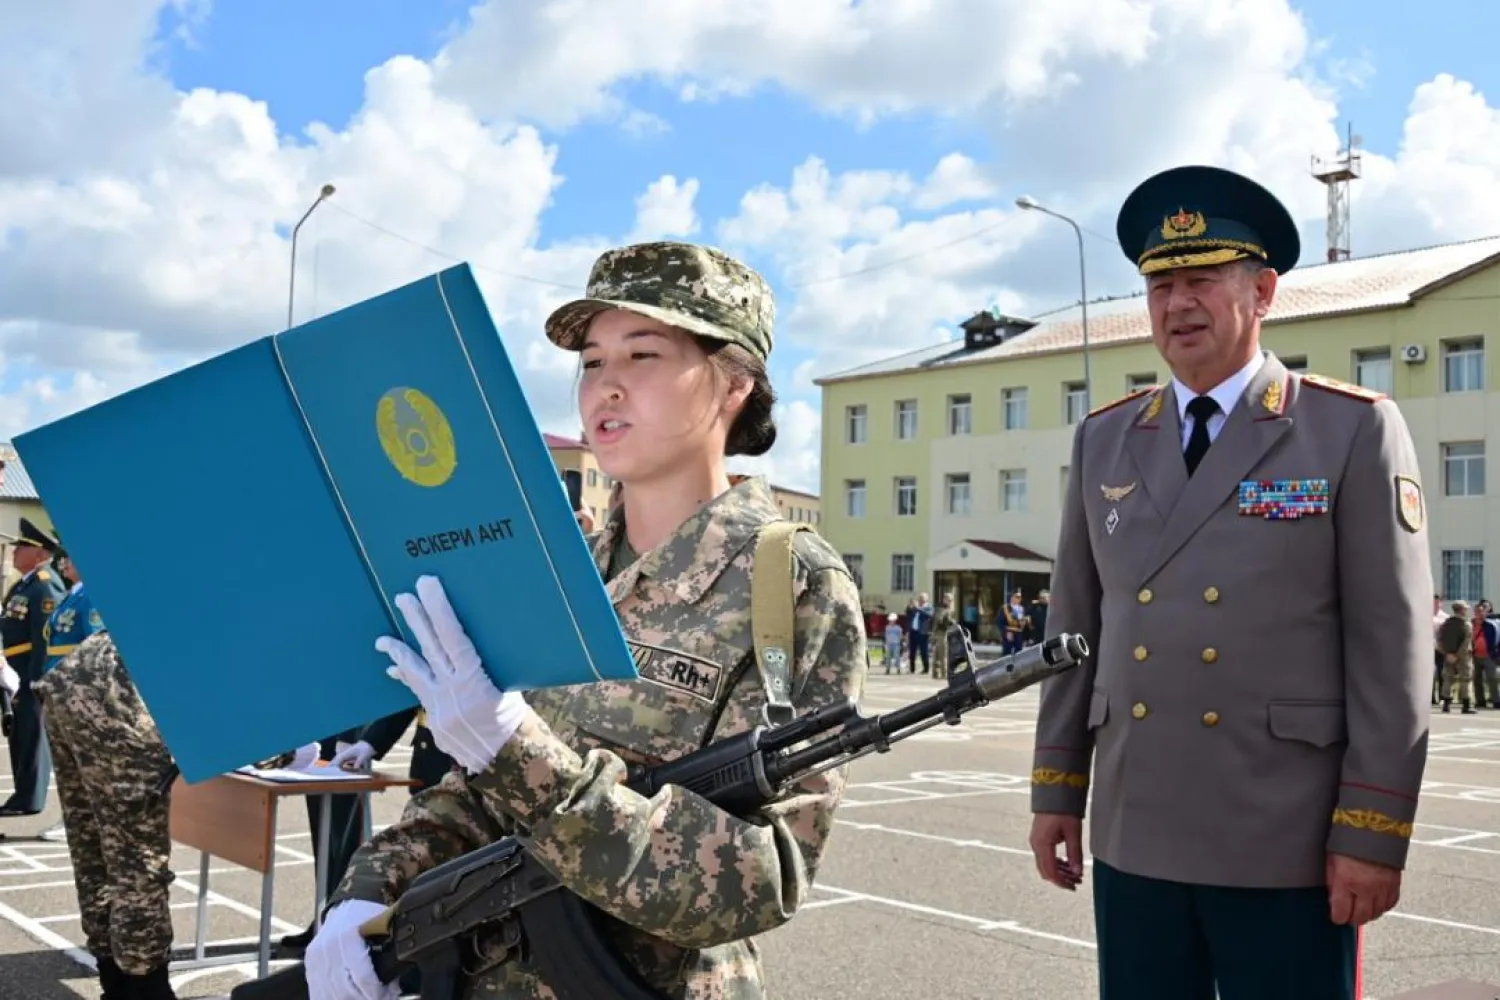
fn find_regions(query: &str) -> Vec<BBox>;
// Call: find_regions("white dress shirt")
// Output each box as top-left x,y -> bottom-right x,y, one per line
1172,351 -> 1266,450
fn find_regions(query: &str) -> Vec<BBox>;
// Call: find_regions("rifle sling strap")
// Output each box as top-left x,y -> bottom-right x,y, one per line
750,521 -> 809,727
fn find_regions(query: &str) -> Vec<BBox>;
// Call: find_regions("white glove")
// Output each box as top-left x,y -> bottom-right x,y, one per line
305,898 -> 397,1000
289,741 -> 322,771
332,740 -> 375,772
376,575 -> 529,775
0,661 -> 17,698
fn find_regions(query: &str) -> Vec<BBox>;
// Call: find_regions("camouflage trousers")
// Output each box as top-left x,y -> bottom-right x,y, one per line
35,648 -> 176,974
1441,658 -> 1475,704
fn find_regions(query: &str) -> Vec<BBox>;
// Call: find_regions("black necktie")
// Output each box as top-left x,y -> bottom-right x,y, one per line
1183,395 -> 1220,476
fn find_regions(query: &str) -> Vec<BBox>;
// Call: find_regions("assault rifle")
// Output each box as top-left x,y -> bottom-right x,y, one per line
229,627 -> 1088,1000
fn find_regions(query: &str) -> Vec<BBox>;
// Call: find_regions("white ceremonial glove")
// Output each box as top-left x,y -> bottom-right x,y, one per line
0,661 -> 18,698
305,899 -> 398,1000
288,741 -> 322,771
332,740 -> 375,772
377,575 -> 529,775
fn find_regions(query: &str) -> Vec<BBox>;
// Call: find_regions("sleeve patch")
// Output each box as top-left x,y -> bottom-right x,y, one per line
1396,475 -> 1424,533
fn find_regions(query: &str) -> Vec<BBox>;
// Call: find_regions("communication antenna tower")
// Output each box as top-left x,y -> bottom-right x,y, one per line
1311,123 -> 1362,263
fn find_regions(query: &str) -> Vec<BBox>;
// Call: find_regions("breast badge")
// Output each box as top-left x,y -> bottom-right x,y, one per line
1101,483 -> 1136,536
1237,479 -> 1331,519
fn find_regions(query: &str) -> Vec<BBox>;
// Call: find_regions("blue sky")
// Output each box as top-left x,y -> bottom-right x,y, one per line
10,0 -> 1500,489
150,0 -> 1500,301
155,0 -> 998,247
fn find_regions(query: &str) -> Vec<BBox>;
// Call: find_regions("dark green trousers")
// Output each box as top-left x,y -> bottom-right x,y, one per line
1093,858 -> 1358,1000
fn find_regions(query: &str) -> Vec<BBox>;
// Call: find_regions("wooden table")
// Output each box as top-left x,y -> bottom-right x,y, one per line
166,769 -> 419,978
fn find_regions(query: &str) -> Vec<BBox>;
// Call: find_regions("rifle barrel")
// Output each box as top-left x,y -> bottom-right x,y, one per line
768,632 -> 1088,780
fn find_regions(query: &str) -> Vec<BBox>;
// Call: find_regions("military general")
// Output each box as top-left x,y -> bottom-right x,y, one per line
1028,165 -> 1433,1000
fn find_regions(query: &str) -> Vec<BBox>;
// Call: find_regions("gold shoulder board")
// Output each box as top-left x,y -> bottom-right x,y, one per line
1088,384 -> 1156,419
1300,372 -> 1385,404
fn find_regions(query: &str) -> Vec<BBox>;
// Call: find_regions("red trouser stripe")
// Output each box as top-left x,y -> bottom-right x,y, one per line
1354,925 -> 1364,998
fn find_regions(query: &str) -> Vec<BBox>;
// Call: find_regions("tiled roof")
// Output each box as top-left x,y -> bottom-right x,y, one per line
543,432 -> 587,449
816,235 -> 1500,384
966,539 -> 1053,563
0,446 -> 40,501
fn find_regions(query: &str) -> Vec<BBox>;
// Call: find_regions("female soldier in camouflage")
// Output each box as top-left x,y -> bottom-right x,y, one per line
305,241 -> 869,1000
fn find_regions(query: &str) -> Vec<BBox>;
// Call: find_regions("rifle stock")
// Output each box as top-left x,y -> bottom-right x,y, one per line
229,627 -> 1088,1000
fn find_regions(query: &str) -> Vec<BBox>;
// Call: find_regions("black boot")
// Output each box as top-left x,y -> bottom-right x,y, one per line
124,965 -> 178,1000
96,956 -> 127,1000
1463,699 -> 1477,715
1442,700 -> 1452,713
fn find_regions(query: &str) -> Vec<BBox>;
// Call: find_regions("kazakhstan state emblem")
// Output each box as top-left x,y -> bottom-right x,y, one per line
377,387 -> 458,488
1161,208 -> 1207,240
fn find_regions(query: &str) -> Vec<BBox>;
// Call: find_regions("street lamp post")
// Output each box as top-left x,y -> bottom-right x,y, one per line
288,183 -> 337,330
1016,195 -> 1091,411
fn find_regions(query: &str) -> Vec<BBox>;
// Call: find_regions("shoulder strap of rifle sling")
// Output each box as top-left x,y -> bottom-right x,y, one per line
750,520 -> 808,727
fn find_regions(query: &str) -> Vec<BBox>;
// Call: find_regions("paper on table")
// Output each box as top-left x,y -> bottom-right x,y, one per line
234,765 -> 373,783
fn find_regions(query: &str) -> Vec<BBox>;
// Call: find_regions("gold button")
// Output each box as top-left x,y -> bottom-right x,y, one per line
1204,586 -> 1220,604
1137,588 -> 1153,604
1201,648 -> 1218,664
1202,711 -> 1219,727
1131,702 -> 1148,720
1134,645 -> 1149,661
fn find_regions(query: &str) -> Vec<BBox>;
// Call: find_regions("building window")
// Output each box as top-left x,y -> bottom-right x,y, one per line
1001,469 -> 1027,511
946,474 -> 971,515
1003,387 -> 1028,430
891,554 -> 915,593
1063,382 -> 1087,425
1281,355 -> 1308,372
947,394 -> 972,435
1443,442 -> 1486,497
843,554 -> 864,590
895,476 -> 918,517
1443,549 -> 1484,604
845,479 -> 866,518
895,400 -> 917,440
1353,348 -> 1392,395
587,469 -> 598,487
1060,465 -> 1071,497
1444,339 -> 1485,393
846,405 -> 868,444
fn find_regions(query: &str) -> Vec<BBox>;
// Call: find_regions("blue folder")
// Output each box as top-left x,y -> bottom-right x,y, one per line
15,264 -> 638,782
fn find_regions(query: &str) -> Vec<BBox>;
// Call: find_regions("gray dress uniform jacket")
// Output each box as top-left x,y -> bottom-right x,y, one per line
1032,350 -> 1434,888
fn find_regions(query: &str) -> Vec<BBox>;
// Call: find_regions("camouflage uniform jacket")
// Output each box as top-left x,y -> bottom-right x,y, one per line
332,477 -> 869,998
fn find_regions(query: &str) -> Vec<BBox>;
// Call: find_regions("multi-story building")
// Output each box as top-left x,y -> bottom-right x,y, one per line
729,474 -> 822,526
545,433 -> 616,524
816,235 -> 1500,635
547,437 -> 823,529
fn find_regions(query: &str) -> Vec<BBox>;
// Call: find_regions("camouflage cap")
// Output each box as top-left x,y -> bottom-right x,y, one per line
544,241 -> 775,361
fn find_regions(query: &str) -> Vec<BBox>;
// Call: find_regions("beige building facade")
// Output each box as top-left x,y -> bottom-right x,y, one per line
547,436 -> 822,529
816,236 -> 1500,628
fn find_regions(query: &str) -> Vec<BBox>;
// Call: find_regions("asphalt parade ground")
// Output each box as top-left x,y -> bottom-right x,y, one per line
2,668 -> 1500,999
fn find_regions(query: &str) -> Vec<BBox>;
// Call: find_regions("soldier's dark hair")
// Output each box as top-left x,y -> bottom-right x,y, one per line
698,339 -> 778,457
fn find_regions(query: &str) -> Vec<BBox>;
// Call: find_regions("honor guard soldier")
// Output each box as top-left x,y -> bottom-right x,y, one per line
43,545 -> 106,672
0,517 -> 68,819
1029,165 -> 1433,1000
